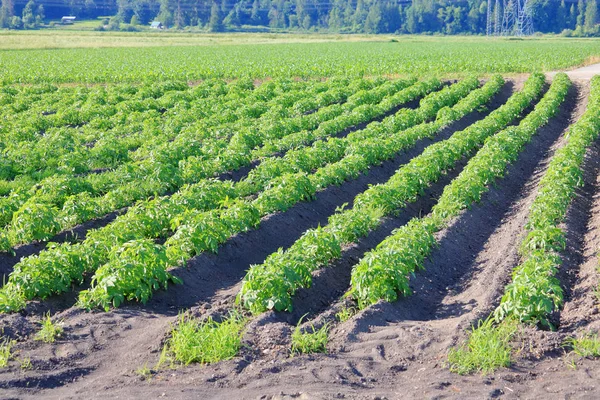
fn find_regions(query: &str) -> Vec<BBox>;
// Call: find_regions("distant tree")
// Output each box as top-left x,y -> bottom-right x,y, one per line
250,0 -> 261,23
22,0 -> 36,28
364,0 -> 383,33
584,0 -> 598,34
208,1 -> 223,31
35,4 -> 44,26
382,1 -> 401,33
568,3 -> 577,29
9,14 -> 21,28
0,0 -> 15,29
577,0 -> 585,30
130,14 -> 139,25
302,13 -> 311,30
555,0 -> 567,32
223,5 -> 241,27
156,0 -> 174,27
352,0 -> 368,31
108,15 -> 121,30
328,5 -> 343,31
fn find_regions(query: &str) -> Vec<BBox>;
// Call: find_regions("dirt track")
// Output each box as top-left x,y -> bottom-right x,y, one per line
1,70 -> 600,399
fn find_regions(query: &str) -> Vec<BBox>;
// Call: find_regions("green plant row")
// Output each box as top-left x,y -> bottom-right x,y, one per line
68,77 -> 464,268
238,73 -> 545,315
77,77 -> 468,311
0,77 -> 435,311
0,76 -> 351,229
235,73 -> 523,315
494,75 -> 600,328
0,78 -> 278,183
0,77 -> 404,249
349,73 -> 570,309
238,76 -> 480,197
0,78 -> 304,208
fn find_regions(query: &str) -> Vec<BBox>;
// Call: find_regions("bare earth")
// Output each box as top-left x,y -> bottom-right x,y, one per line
2,67 -> 600,400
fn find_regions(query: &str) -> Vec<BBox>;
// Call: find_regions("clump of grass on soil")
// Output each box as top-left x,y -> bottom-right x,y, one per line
158,311 -> 246,367
291,316 -> 329,355
564,331 -> 600,358
34,313 -> 63,343
447,317 -> 518,375
0,339 -> 14,368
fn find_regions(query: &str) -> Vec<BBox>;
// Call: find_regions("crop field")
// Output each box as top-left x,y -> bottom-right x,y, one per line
1,36 -> 600,399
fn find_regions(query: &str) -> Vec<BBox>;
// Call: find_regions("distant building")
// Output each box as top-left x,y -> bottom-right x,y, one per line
61,16 -> 76,25
150,21 -> 164,29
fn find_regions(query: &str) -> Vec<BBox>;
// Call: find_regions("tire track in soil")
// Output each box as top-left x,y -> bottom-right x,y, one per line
0,82 -> 511,399
0,89 -> 430,282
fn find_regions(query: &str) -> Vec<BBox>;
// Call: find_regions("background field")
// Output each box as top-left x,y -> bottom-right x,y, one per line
1,33 -> 600,83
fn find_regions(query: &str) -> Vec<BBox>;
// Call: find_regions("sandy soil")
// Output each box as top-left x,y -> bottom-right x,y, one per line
1,74 -> 600,400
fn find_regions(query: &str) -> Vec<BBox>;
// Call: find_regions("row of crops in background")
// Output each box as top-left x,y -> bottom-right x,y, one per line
0,75 -> 412,251
1,39 -> 600,84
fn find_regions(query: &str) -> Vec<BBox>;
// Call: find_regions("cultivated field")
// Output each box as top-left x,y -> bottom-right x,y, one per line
1,35 -> 600,399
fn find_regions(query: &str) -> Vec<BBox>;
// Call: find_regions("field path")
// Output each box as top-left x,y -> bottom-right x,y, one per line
548,61 -> 600,80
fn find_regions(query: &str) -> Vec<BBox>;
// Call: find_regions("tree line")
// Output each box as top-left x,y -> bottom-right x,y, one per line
0,0 -> 599,36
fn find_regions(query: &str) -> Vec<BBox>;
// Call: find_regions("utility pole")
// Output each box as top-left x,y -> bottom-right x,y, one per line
501,0 -> 533,36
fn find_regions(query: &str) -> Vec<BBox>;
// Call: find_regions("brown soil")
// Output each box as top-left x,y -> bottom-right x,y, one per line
3,77 -> 600,400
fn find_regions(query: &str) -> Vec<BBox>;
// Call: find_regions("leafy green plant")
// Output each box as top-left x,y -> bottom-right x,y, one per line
496,74 -> 600,326
241,73 -> 548,314
9,201 -> 61,245
335,306 -> 357,322
78,239 -> 182,311
350,73 -> 568,309
19,356 -> 32,370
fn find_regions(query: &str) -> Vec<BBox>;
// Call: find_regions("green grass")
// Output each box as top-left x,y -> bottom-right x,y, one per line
447,318 -> 518,375
564,331 -> 600,358
0,339 -> 14,368
291,317 -> 329,355
159,312 -> 246,366
34,313 -> 63,343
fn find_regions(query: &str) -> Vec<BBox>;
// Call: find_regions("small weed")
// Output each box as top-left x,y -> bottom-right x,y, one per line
136,363 -> 153,380
20,357 -> 32,370
447,318 -> 518,375
335,307 -> 357,323
291,316 -> 329,355
158,311 -> 246,367
593,285 -> 600,302
564,331 -> 600,358
34,313 -> 63,343
0,339 -> 14,368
